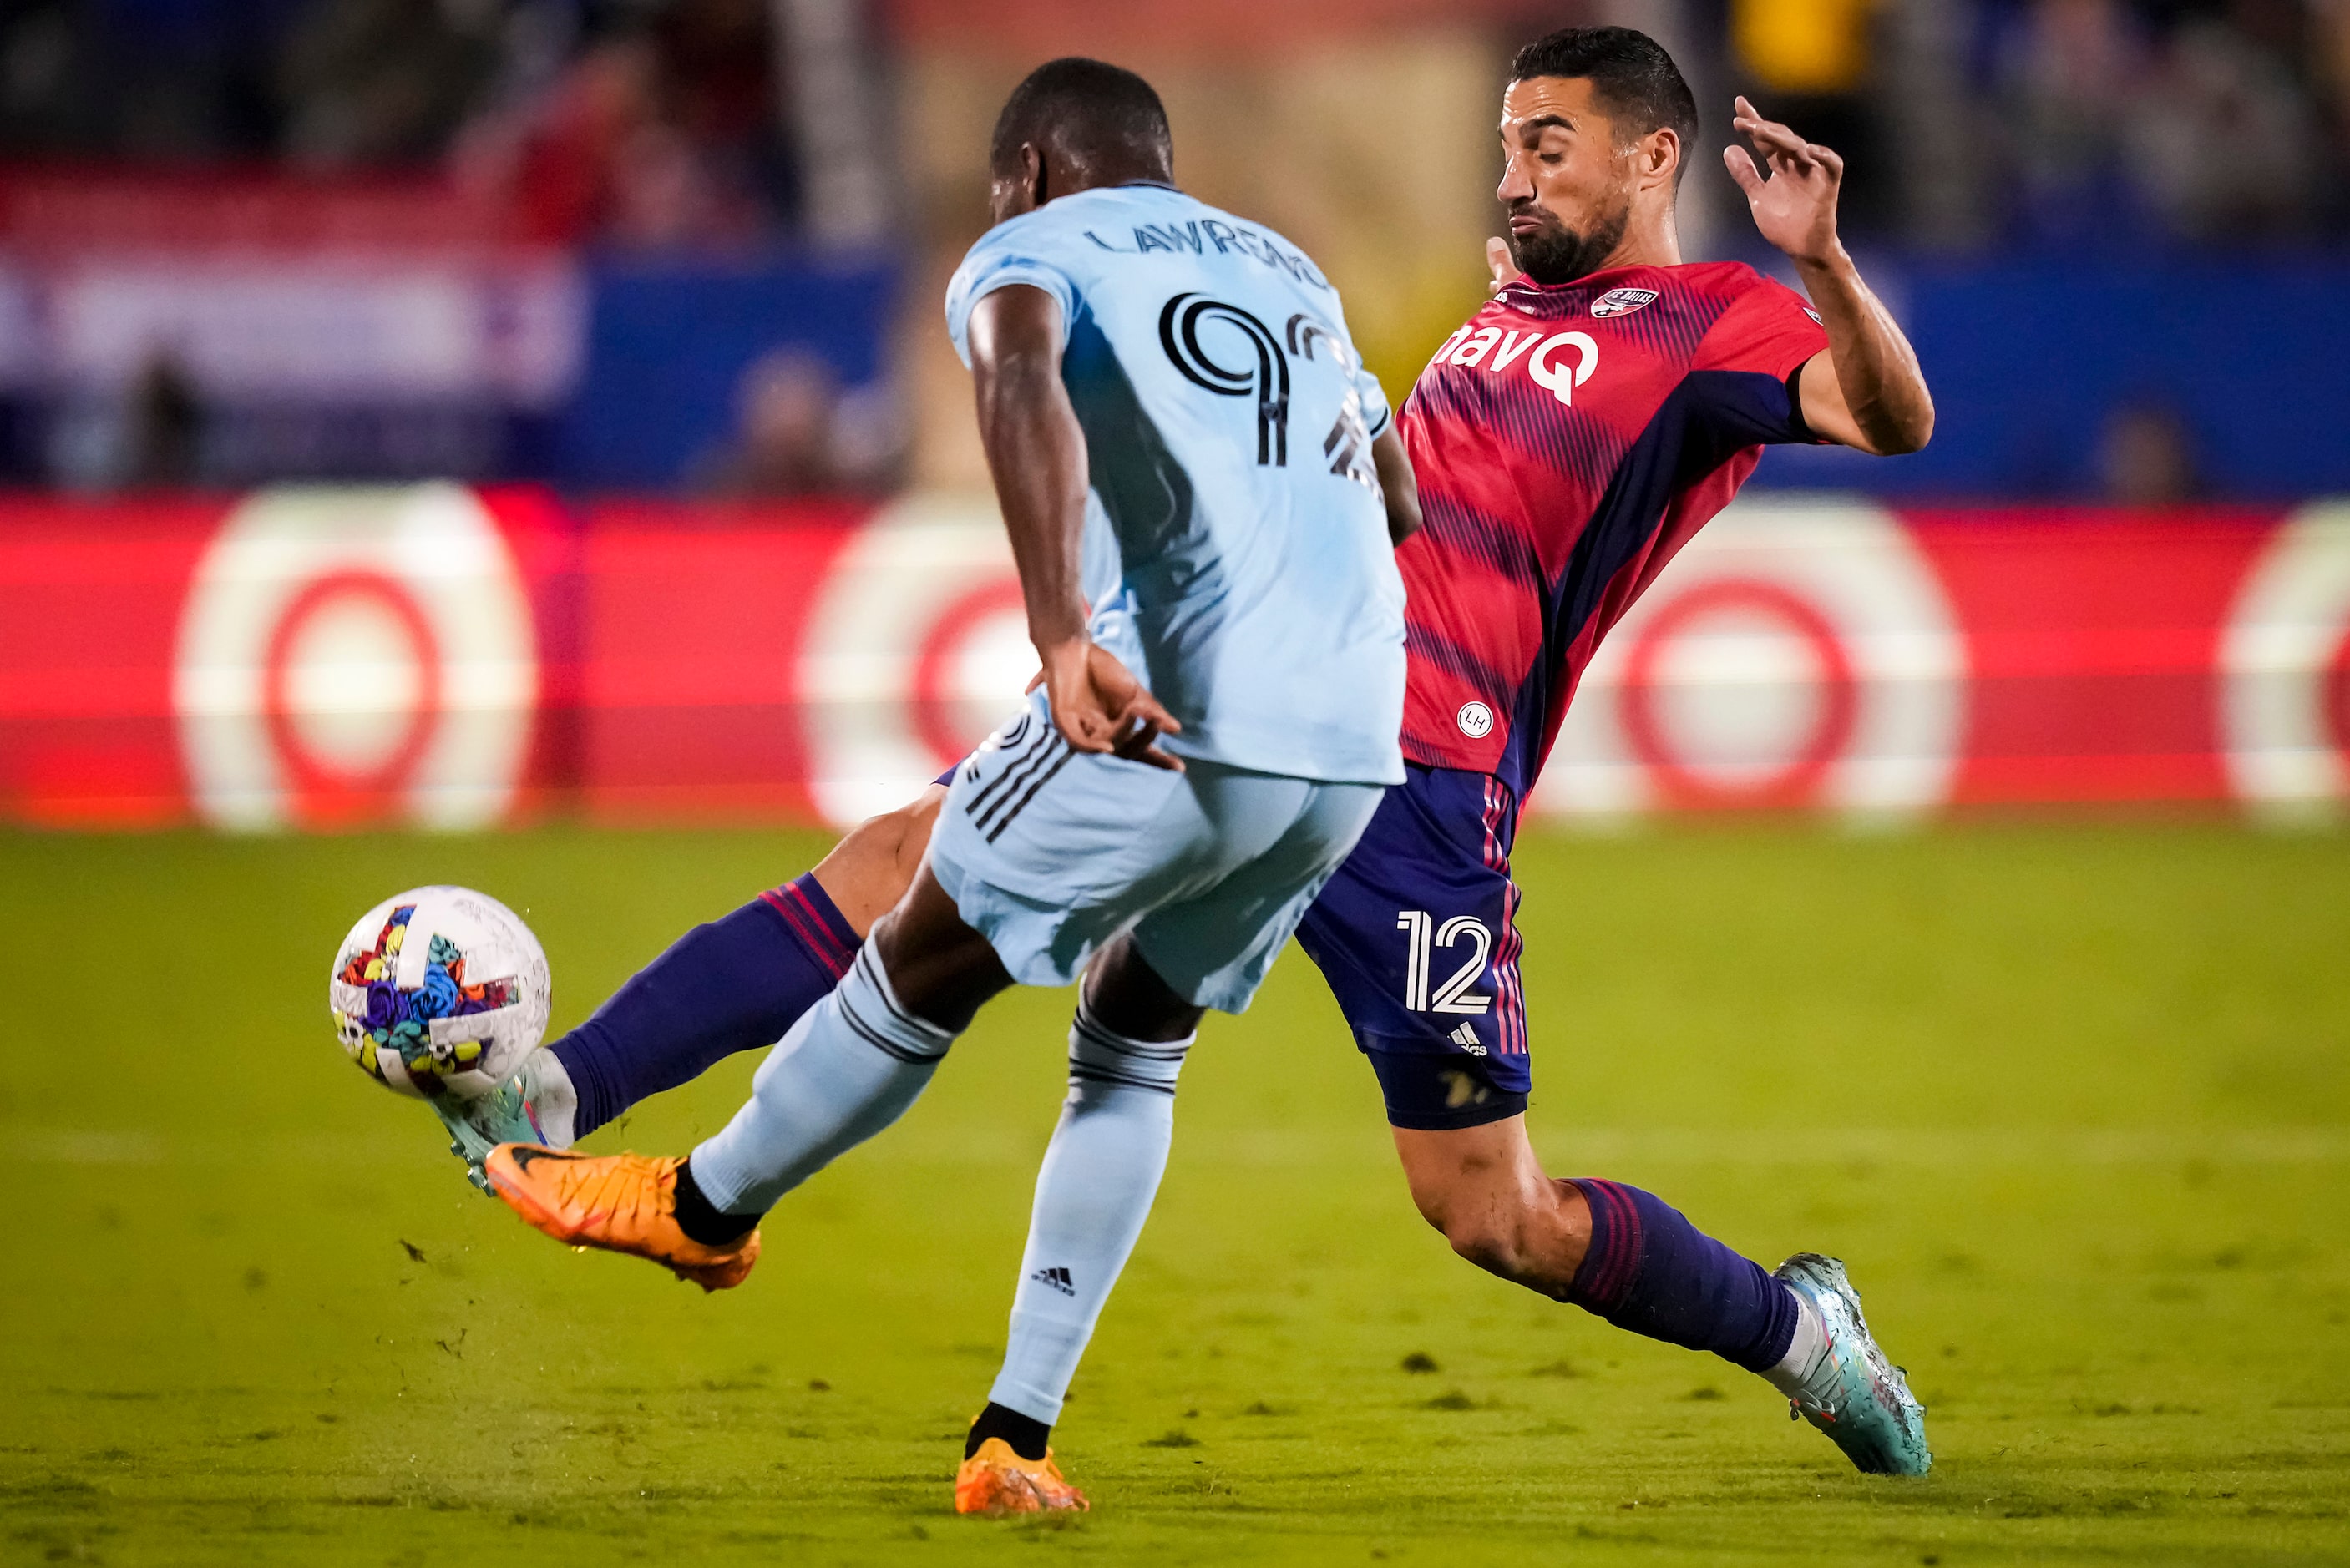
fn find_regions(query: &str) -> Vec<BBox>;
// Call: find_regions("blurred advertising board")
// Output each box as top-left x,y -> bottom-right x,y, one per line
3,486 -> 2347,832
0,486 -> 567,830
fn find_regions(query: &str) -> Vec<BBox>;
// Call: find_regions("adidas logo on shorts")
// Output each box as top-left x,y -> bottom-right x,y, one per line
1448,1021 -> 1487,1055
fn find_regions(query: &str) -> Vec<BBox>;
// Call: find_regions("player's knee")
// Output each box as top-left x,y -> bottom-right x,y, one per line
813,789 -> 944,936
843,792 -> 941,876
848,793 -> 929,864
885,787 -> 944,877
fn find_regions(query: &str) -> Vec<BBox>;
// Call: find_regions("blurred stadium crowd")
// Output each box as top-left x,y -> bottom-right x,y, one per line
1719,0 -> 2350,248
8,0 -> 2345,247
0,0 -> 2342,496
0,0 -> 796,250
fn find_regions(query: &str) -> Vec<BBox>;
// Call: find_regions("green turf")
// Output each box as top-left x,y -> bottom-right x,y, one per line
4,822 -> 2347,1565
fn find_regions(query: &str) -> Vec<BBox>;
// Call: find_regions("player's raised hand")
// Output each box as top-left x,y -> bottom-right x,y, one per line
1036,636 -> 1184,771
1725,95 -> 1845,266
1486,235 -> 1520,295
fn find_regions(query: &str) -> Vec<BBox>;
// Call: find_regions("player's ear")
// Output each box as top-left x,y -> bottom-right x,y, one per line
1643,126 -> 1680,190
990,144 -> 1047,223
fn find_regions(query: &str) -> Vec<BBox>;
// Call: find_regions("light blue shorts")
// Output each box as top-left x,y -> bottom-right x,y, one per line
927,693 -> 1385,1014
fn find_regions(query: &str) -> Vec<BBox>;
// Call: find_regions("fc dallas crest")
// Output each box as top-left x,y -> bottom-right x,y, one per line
1588,286 -> 1659,319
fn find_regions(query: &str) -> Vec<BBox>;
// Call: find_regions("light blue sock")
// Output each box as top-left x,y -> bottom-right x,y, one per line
689,940 -> 953,1216
988,1003 -> 1193,1424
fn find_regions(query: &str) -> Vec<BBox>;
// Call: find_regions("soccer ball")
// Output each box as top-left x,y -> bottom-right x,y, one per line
329,886 -> 550,1100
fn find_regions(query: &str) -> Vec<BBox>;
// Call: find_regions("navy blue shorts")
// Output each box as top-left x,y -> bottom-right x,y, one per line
1294,765 -> 1530,1130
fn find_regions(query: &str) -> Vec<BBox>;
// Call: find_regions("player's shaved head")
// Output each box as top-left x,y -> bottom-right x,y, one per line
989,58 -> 1172,190
1509,27 -> 1699,179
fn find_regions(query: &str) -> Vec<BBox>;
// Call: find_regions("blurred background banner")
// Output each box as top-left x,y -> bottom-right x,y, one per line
6,488 -> 2348,832
2,0 -> 2348,830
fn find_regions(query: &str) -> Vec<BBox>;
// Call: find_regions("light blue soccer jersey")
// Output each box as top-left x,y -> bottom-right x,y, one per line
945,184 -> 1406,787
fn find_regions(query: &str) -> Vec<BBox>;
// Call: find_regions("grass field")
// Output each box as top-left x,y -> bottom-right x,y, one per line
4,821 -> 2347,1565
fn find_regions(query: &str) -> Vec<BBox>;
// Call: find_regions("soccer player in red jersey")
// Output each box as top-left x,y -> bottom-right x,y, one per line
1288,26 -> 1937,1476
458,34 -> 1937,1498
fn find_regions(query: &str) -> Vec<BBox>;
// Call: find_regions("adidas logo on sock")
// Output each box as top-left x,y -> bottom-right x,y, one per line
1031,1265 -> 1076,1297
1449,1022 -> 1486,1055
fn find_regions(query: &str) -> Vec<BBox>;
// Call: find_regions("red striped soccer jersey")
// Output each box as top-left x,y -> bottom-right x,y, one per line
1394,260 -> 1828,802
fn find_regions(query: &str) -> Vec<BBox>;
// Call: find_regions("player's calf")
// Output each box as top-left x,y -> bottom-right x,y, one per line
547,871 -> 865,1141
1392,1119 -> 1929,1474
1547,1178 -> 1930,1474
1394,1119 -> 1591,1297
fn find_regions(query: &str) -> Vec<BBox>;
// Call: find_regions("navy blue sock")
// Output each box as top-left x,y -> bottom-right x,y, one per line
1565,1179 -> 1799,1373
549,873 -> 858,1138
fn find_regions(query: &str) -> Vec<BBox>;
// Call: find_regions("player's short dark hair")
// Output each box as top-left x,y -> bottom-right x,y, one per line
1509,26 -> 1699,182
990,58 -> 1172,178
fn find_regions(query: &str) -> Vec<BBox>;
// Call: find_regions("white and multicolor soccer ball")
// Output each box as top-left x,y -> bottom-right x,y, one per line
329,887 -> 550,1100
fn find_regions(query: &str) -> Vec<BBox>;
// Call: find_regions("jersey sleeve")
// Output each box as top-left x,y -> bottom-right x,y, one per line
1309,295 -> 1391,438
1355,360 -> 1394,440
943,217 -> 1083,367
1685,276 -> 1832,446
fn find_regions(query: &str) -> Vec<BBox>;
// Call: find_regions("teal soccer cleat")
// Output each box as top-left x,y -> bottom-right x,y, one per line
1773,1253 -> 1932,1476
431,1055 -> 563,1195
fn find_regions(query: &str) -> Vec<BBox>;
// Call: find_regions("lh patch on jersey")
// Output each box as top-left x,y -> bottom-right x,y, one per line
1588,287 -> 1659,319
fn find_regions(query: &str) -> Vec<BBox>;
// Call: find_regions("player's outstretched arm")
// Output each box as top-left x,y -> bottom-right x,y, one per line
1372,426 -> 1421,545
1724,96 -> 1934,457
968,282 -> 1182,769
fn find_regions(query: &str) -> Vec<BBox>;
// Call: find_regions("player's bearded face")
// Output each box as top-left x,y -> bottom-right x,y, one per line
1497,78 -> 1643,286
1504,195 -> 1631,286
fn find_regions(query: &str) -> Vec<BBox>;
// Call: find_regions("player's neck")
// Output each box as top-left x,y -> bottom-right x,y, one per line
1045,157 -> 1176,204
1595,205 -> 1681,275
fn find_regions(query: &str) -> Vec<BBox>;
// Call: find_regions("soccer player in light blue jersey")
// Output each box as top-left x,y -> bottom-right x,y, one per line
480,58 -> 1423,1514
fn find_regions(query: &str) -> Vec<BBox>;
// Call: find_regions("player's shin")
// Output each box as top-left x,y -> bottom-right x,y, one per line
1564,1179 -> 1802,1375
684,939 -> 952,1222
544,873 -> 859,1138
980,1003 -> 1192,1441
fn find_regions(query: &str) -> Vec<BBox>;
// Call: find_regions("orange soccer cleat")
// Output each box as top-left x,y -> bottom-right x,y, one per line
954,1437 -> 1091,1516
483,1144 -> 759,1292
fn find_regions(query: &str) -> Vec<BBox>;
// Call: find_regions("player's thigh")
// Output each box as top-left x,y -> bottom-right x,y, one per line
1127,771 -> 1385,1016
1292,767 -> 1531,1130
1389,1114 -> 1550,1223
812,785 -> 945,937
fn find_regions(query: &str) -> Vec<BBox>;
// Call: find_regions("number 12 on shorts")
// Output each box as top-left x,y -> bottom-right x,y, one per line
1395,910 -> 1493,1014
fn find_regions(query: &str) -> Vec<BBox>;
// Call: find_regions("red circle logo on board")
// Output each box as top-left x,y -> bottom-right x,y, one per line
174,485 -> 538,832
258,569 -> 445,826
1537,498 -> 1965,822
1619,579 -> 1858,812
